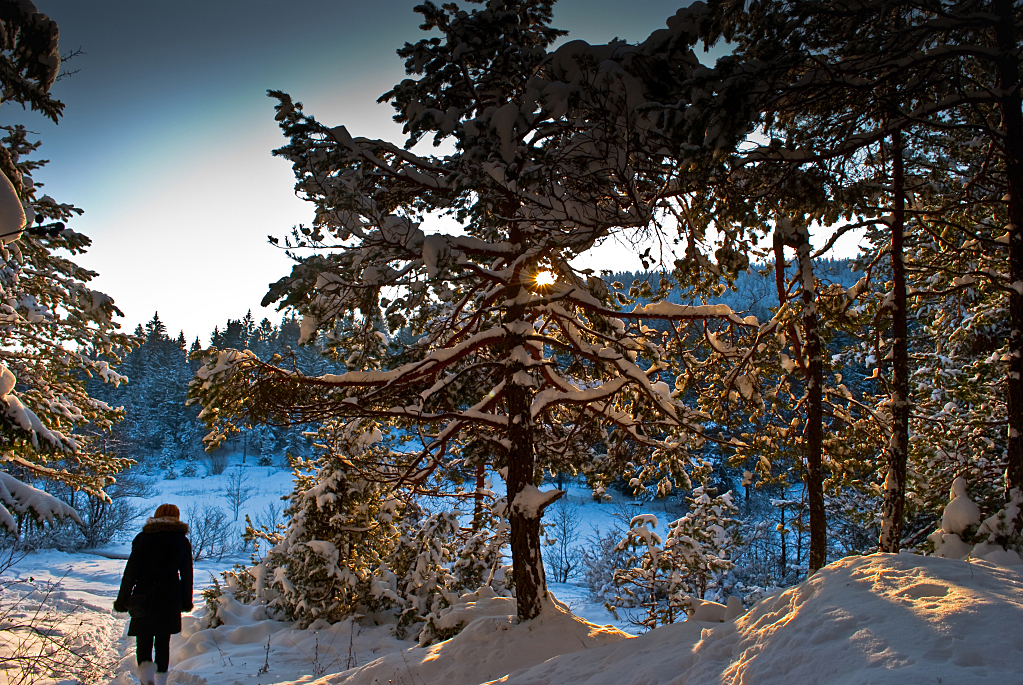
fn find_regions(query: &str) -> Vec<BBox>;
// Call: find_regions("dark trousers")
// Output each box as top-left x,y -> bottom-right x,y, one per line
136,633 -> 171,672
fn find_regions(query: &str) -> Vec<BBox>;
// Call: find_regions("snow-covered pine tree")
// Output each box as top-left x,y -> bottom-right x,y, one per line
449,505 -> 510,596
221,416 -> 505,641
680,0 -> 1023,555
224,419 -> 404,627
661,485 -> 740,602
0,3 -> 133,532
192,0 -> 753,621
608,513 -> 681,630
388,509 -> 459,638
610,480 -> 739,630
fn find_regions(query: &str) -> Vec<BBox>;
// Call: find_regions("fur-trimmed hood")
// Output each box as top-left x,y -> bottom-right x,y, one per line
142,517 -> 189,534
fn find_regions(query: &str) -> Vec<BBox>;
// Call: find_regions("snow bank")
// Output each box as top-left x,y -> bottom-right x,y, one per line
170,587 -> 411,684
318,594 -> 628,685
494,553 -> 1023,685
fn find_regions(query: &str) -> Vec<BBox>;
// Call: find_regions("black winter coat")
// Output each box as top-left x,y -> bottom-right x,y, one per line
114,517 -> 193,636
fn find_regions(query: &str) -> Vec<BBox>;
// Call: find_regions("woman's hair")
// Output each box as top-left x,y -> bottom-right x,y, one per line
154,503 -> 180,519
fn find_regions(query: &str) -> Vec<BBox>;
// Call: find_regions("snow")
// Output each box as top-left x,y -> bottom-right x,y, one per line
0,170 -> 25,245
928,478 -> 1021,565
941,477 -> 981,535
510,484 -> 563,517
321,595 -> 626,685
0,470 -> 80,532
494,554 -> 1023,685
4,393 -> 68,449
0,362 -> 15,398
631,302 -> 740,322
4,465 -> 1023,685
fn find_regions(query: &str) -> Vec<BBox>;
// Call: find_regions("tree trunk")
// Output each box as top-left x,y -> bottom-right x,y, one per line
473,462 -> 486,531
796,228 -> 828,573
779,503 -> 787,579
505,377 -> 546,621
775,224 -> 827,573
994,0 -> 1023,496
503,254 -> 547,622
880,129 -> 909,552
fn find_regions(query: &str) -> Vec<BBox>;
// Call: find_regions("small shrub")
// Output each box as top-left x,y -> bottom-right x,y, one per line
206,452 -> 229,476
222,469 -> 255,521
544,496 -> 581,583
580,522 -> 630,603
187,503 -> 235,561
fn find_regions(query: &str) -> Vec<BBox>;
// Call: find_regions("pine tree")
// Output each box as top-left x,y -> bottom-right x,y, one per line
192,0 -> 754,621
0,3 -> 133,530
619,0 -> 1023,565
610,481 -> 739,630
227,419 -> 405,627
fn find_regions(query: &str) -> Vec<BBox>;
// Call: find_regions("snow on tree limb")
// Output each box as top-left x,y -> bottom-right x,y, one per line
0,471 -> 80,532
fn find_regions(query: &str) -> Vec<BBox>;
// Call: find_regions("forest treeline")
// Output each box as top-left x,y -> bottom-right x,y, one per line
86,312 -> 335,471
88,259 -> 862,476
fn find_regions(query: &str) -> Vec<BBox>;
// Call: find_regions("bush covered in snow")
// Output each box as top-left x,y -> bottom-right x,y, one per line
608,485 -> 740,629
207,419 -> 511,644
929,477 -> 1023,566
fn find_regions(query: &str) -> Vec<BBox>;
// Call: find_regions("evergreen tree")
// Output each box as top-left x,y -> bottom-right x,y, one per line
0,2 -> 133,529
610,481 -> 739,630
192,0 -> 756,621
228,420 -> 405,627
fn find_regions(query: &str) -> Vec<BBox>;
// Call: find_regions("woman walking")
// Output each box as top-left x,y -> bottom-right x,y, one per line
114,503 -> 193,685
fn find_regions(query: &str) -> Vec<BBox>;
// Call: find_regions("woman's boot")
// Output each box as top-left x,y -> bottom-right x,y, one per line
137,661 -> 156,685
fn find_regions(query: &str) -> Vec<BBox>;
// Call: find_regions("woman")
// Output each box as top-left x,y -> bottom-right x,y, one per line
114,503 -> 193,685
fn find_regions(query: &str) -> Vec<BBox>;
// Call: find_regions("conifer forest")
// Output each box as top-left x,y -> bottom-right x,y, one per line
1,1 -> 1022,684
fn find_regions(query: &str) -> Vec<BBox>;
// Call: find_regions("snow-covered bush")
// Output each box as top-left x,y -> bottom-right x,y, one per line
387,510 -> 460,638
581,521 -> 631,604
928,477 -> 1022,565
609,486 -> 740,629
449,513 -> 511,596
213,419 -> 513,642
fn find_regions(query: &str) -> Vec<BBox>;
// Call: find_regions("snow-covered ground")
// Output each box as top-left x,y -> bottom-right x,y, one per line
2,457 -> 1022,685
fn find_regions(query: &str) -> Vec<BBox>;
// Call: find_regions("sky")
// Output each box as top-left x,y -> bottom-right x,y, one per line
3,1 -> 840,343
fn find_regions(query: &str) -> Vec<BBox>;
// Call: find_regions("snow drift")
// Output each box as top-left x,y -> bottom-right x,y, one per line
315,593 -> 628,685
492,553 -> 1023,685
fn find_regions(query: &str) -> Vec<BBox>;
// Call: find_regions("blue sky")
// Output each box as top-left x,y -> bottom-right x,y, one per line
5,1 -> 736,341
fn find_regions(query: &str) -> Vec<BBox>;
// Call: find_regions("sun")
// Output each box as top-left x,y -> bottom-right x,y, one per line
534,270 -> 557,288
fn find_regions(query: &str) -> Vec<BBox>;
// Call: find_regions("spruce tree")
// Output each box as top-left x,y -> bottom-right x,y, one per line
0,2 -> 133,529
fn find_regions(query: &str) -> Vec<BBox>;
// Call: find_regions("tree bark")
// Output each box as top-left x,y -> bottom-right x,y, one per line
795,227 -> 827,573
503,255 -> 547,622
994,0 -> 1023,496
473,462 -> 486,531
880,129 -> 909,552
505,374 -> 546,621
776,225 -> 827,573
